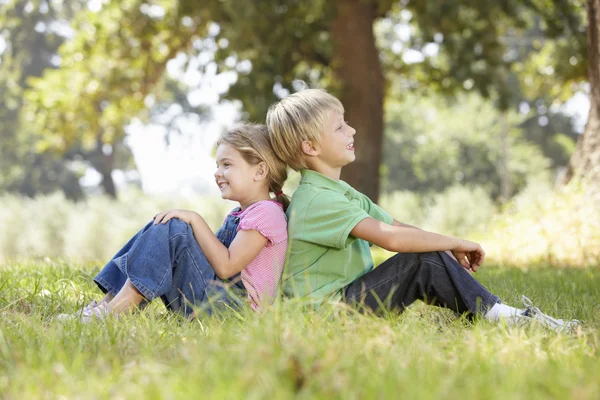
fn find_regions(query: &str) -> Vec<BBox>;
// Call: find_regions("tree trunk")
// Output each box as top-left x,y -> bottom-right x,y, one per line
499,111 -> 512,202
564,0 -> 600,191
331,0 -> 385,202
92,135 -> 117,199
100,160 -> 117,199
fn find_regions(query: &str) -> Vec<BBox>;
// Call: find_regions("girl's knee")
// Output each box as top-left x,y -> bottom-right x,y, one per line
152,218 -> 190,237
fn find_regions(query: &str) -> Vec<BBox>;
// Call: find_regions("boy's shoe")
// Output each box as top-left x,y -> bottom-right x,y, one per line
520,296 -> 580,334
55,300 -> 105,321
81,301 -> 111,323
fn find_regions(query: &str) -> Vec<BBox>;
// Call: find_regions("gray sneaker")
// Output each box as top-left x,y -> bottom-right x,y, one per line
55,300 -> 104,321
520,296 -> 580,334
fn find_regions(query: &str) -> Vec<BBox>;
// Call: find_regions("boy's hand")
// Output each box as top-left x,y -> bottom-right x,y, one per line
450,239 -> 485,272
153,209 -> 199,225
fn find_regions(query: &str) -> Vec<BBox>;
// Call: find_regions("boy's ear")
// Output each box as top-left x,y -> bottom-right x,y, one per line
301,140 -> 319,157
254,161 -> 269,181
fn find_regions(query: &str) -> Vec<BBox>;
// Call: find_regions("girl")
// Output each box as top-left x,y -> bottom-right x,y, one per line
61,124 -> 289,320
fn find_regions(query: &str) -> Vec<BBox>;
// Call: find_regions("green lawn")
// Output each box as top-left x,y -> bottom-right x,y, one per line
1,260 -> 599,399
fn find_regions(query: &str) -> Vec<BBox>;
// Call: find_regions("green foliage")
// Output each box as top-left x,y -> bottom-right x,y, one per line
0,261 -> 598,398
380,185 -> 497,238
519,112 -> 579,169
0,0 -> 87,198
24,0 -> 586,140
516,0 -> 587,100
386,0 -> 525,105
384,0 -> 587,104
5,0 -> 588,200
207,0 -> 338,121
24,0 -> 205,151
382,91 -> 555,199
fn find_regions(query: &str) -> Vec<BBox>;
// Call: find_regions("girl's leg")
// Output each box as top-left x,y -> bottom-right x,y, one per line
85,218 -> 242,319
99,292 -> 115,304
344,251 -> 500,316
107,279 -> 145,314
94,220 -> 156,298
111,218 -> 232,316
56,221 -> 155,319
158,226 -> 245,316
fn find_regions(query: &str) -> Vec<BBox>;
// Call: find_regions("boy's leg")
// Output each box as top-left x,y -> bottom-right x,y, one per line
343,251 -> 500,316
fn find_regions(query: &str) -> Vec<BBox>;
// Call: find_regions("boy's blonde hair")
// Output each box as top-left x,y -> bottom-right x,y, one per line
217,124 -> 290,210
266,88 -> 344,170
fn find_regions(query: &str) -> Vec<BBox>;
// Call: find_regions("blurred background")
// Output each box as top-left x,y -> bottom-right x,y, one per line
0,0 -> 598,267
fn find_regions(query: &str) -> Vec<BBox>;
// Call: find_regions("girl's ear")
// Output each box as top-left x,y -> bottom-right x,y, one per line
301,140 -> 319,157
254,161 -> 269,181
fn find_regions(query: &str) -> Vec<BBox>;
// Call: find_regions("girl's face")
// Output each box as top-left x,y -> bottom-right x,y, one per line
214,143 -> 263,204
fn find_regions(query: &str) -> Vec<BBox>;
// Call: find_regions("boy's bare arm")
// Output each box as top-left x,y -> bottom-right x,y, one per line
392,219 -> 461,264
351,217 -> 485,271
392,219 -> 422,230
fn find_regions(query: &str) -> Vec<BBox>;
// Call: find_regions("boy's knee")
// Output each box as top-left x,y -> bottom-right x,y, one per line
420,252 -> 443,264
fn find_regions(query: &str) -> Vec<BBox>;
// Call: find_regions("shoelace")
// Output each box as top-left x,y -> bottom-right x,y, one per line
520,295 -> 537,318
520,295 -> 580,333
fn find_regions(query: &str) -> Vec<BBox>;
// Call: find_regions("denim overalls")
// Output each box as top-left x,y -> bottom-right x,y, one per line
94,211 -> 246,316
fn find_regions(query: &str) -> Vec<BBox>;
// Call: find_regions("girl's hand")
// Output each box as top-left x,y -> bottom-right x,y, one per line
153,209 -> 199,225
450,239 -> 485,272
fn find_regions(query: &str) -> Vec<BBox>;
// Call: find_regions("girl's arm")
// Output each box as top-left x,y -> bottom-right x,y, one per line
189,215 -> 267,279
153,209 -> 267,279
351,217 -> 485,271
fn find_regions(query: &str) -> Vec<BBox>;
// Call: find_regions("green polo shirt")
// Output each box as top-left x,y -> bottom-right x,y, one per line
283,170 -> 394,302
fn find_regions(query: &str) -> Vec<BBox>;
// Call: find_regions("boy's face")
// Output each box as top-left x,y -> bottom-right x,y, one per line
316,110 -> 356,169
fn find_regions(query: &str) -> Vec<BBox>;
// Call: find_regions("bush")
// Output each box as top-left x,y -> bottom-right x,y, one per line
380,185 -> 497,238
0,190 -> 232,262
483,181 -> 600,268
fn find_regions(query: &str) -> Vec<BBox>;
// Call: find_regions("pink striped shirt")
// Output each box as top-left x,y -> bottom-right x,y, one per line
230,200 -> 287,310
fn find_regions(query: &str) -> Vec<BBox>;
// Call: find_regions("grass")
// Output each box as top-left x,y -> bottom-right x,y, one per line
0,260 -> 599,399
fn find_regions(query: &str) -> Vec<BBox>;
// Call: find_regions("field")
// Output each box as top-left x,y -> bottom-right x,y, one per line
1,260 -> 598,399
0,186 -> 599,399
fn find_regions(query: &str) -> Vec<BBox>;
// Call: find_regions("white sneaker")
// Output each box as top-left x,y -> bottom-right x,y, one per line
81,301 -> 111,323
520,296 -> 580,334
55,300 -> 104,321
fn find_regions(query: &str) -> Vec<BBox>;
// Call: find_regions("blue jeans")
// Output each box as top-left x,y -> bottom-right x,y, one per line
344,251 -> 500,317
94,213 -> 245,316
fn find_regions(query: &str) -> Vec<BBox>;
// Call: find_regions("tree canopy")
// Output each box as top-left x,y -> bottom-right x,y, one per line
4,0 -> 593,200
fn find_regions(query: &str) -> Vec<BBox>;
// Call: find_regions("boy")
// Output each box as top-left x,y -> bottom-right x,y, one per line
266,88 -> 578,332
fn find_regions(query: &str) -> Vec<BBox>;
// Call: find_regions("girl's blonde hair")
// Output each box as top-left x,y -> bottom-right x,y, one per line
266,88 -> 344,171
217,124 -> 290,211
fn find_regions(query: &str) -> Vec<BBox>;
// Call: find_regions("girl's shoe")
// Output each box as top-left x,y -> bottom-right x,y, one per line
81,301 -> 111,323
520,296 -> 580,334
55,300 -> 105,321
